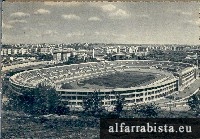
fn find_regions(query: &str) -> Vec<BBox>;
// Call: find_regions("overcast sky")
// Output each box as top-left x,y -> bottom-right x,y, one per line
2,2 -> 200,44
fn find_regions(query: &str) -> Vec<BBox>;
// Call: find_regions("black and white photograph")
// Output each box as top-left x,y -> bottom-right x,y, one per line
1,1 -> 200,138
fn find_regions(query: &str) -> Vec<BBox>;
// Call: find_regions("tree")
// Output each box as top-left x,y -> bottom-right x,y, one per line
13,84 -> 69,115
2,78 -> 9,95
187,94 -> 200,115
67,55 -> 84,64
113,93 -> 125,117
55,101 -> 70,115
82,90 -> 105,116
33,84 -> 70,115
37,53 -> 53,61
130,103 -> 142,118
139,103 -> 160,118
105,53 -> 115,61
131,53 -> 137,59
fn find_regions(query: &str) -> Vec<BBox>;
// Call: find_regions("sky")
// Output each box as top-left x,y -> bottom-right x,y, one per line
2,2 -> 200,44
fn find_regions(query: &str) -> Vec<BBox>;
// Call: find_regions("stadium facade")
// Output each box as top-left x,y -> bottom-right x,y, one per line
9,60 -> 198,109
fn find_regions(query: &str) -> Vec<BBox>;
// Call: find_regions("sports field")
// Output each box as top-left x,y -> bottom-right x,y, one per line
61,71 -> 156,89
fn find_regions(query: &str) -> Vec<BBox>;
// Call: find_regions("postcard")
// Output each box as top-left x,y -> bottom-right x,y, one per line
1,1 -> 200,138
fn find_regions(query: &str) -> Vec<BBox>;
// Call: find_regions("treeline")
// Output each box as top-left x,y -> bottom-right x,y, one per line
82,91 -> 161,118
4,84 -> 69,115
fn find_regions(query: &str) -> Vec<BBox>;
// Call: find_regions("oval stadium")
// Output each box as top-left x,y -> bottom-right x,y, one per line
9,60 -> 199,110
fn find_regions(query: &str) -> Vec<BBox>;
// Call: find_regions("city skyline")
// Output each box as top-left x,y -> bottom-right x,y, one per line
2,2 -> 200,45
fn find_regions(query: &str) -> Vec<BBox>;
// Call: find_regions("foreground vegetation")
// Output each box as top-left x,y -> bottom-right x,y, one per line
2,109 -> 196,138
2,110 -> 99,139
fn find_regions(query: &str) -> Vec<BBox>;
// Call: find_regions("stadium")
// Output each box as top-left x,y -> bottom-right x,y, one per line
9,60 -> 199,109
